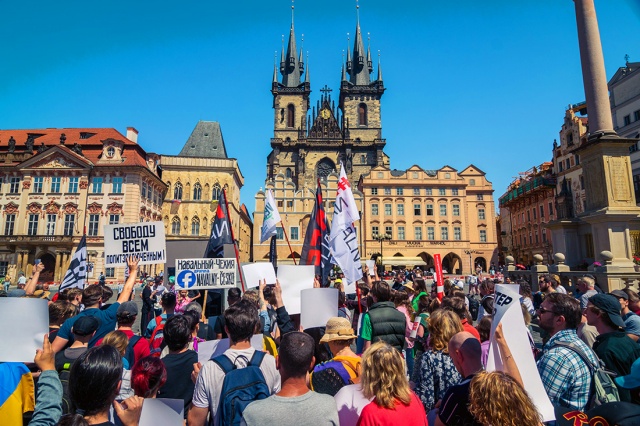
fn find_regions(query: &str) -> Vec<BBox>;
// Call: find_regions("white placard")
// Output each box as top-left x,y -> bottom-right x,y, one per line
104,221 -> 166,266
277,265 -> 315,315
242,263 -> 277,288
300,288 -> 339,330
486,284 -> 555,422
344,280 -> 357,295
175,258 -> 237,290
0,298 -> 48,362
365,260 -> 376,276
139,398 -> 184,426
197,334 -> 264,364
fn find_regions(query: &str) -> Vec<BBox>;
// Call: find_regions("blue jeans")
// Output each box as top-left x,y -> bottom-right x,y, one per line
3,283 -> 9,292
404,347 -> 415,376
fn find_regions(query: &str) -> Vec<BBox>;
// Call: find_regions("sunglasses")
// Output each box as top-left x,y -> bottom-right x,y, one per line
537,307 -> 559,315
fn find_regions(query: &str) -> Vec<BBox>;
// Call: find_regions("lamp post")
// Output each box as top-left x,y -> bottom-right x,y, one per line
463,249 -> 478,275
373,232 -> 391,276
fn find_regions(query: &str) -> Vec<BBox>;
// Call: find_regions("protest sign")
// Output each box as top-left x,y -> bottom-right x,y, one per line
138,398 -> 184,426
0,298 -> 48,362
241,262 -> 277,288
104,221 -> 166,266
197,334 -> 263,364
433,253 -> 444,301
486,284 -> 555,422
277,264 -> 315,314
175,258 -> 236,290
344,280 -> 357,295
301,288 -> 339,330
365,260 -> 376,276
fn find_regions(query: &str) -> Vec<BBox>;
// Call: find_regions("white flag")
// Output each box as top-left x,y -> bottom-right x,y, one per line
329,164 -> 363,283
260,189 -> 281,243
59,236 -> 88,290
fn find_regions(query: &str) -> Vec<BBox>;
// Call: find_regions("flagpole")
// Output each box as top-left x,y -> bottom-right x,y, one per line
222,189 -> 246,292
280,221 -> 297,265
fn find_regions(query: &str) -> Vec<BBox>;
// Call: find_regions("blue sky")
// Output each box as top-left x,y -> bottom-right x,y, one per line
1,0 -> 639,215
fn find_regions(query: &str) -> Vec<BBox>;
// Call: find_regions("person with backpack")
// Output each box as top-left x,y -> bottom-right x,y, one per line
146,292 -> 177,356
189,300 -> 281,426
242,332 -> 339,426
96,301 -> 150,366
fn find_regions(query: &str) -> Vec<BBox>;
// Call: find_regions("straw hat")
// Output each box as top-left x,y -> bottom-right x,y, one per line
320,317 -> 357,343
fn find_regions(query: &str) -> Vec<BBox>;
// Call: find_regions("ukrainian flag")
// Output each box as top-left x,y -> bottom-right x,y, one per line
0,363 -> 35,425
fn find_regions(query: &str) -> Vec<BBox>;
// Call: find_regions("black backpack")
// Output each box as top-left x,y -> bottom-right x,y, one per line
467,295 -> 479,321
59,362 -> 75,415
124,335 -> 142,367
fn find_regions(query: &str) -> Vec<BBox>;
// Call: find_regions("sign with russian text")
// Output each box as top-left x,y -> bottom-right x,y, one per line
175,258 -> 237,289
104,221 -> 166,266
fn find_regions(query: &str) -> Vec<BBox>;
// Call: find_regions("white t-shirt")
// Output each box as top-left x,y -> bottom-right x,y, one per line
192,347 -> 281,425
333,384 -> 372,426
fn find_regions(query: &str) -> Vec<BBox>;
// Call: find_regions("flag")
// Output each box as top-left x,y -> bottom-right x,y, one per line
59,235 -> 87,290
260,189 -> 281,243
204,190 -> 233,258
0,363 -> 34,425
301,181 -> 333,285
329,164 -> 363,284
269,235 -> 278,270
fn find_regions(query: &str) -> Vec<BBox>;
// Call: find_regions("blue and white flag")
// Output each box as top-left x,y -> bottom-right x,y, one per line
260,189 -> 281,243
60,235 -> 88,290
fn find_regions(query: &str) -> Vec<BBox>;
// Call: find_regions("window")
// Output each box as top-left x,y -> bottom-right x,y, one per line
451,188 -> 459,195
372,226 -> 379,237
542,230 -> 547,242
173,182 -> 183,200
476,194 -> 484,200
106,268 -> 115,278
454,227 -> 461,240
558,161 -> 564,172
112,177 -> 123,194
535,230 -> 539,244
439,204 -> 447,216
635,110 -> 640,122
4,214 -> 15,236
286,200 -> 293,208
371,187 -> 378,195
533,208 -> 537,220
46,214 -> 56,236
453,205 -> 460,216
575,154 -> 580,166
290,226 -> 299,240
0,261 -> 7,277
384,204 -> 392,215
8,177 -> 20,194
109,214 -> 120,225
624,115 -> 631,126
360,154 -> 366,164
193,183 -> 202,201
413,188 -> 420,196
565,159 -> 571,170
385,226 -> 393,238
141,182 -> 147,199
478,209 -> 485,220
440,227 -> 448,240
191,218 -> 200,235
396,187 -> 404,195
372,204 -> 379,215
398,226 -> 405,240
287,104 -> 295,128
33,177 -> 43,193
549,202 -> 554,216
439,188 -> 446,196
171,218 -> 181,235
88,214 -> 100,236
527,211 -> 530,221
285,168 -> 292,179
276,227 -> 284,240
107,146 -> 116,157
480,230 -> 487,242
384,187 -> 391,196
28,214 -> 39,236
397,204 -> 404,215
92,177 -> 103,193
415,226 -> 422,240
469,179 -> 476,186
426,204 -> 434,216
50,177 -> 61,193
64,214 -> 75,236
212,185 -> 222,201
425,188 -> 432,196
277,200 -> 283,208
68,177 -> 79,193
358,103 -> 368,126
445,173 -> 451,179
414,204 -> 421,215
540,205 -> 544,219
427,226 -> 435,240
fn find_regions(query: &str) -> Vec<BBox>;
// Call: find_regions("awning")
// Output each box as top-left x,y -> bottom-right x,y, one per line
381,257 -> 427,266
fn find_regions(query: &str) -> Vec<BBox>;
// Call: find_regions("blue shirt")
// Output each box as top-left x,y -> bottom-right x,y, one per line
623,312 -> 640,338
57,303 -> 120,347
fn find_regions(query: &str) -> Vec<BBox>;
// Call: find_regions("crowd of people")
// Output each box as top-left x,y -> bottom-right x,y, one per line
3,259 -> 640,425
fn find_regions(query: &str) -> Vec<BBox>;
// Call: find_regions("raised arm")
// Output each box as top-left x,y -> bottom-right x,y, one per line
494,322 -> 523,387
116,256 -> 140,304
25,263 -> 45,295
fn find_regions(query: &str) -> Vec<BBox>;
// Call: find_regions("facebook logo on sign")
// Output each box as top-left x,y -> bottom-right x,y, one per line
177,270 -> 197,289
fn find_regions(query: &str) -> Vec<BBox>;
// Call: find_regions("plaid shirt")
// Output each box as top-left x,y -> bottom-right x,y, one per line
537,329 -> 599,411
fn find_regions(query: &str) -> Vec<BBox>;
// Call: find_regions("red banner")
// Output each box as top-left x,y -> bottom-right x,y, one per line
434,253 -> 444,301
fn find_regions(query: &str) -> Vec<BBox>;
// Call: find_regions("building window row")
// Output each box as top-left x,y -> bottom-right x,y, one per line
370,225 -> 466,241
372,187 -> 466,196
372,202 -> 466,217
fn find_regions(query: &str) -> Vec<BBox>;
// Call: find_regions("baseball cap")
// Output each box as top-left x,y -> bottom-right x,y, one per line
555,403 -> 640,426
72,316 -> 100,336
615,357 -> 640,389
168,276 -> 175,284
117,301 -> 138,317
610,289 -> 629,300
588,294 -> 625,328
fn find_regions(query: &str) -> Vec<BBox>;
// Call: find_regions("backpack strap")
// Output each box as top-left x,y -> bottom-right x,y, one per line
211,354 -> 237,374
249,350 -> 266,367
552,341 -> 598,372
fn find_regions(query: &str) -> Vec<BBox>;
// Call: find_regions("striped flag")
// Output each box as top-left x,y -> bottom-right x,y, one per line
59,235 -> 87,290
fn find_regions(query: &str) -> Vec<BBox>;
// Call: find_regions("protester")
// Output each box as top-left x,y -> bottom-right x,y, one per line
29,336 -> 63,426
518,281 -> 536,318
550,274 -> 567,294
102,330 -> 134,400
441,296 -> 480,341
623,287 -> 640,315
175,289 -> 200,314
131,356 -> 166,399
55,316 -> 99,373
356,341 -> 427,425
214,287 -> 242,339
394,290 -> 416,372
146,291 -> 177,352
614,357 -> 640,402
48,301 -> 77,344
476,316 -> 492,367
577,276 -> 598,310
610,289 -> 640,341
242,332 -> 339,426
3,274 -> 10,292
577,303 -> 599,349
99,286 -> 114,310
412,294 -> 434,362
361,281 -> 407,352
476,280 -> 494,318
533,275 -> 556,310
411,279 -> 428,312
96,301 -> 150,366
184,301 -> 216,341
140,277 -> 158,333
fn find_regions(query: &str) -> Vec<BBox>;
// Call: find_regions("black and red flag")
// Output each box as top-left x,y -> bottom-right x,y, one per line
204,190 -> 233,259
301,180 -> 333,286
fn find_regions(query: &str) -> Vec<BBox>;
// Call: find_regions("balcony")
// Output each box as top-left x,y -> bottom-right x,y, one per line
0,235 -> 75,244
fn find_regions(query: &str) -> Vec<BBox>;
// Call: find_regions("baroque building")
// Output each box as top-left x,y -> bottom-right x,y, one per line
160,121 -> 252,263
0,127 -> 166,283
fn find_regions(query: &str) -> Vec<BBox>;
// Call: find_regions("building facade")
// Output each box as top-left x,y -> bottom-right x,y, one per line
160,121 -> 252,263
0,128 -> 166,283
359,165 -> 498,274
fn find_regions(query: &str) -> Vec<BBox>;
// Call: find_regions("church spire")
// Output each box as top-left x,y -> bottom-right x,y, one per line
377,51 -> 383,82
279,2 -> 304,87
346,1 -> 372,86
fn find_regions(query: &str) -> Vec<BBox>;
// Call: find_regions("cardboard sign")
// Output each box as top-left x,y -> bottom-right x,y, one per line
0,298 -> 48,362
277,265 -> 315,314
104,221 -> 166,266
138,398 -> 184,426
197,334 -> 264,364
175,258 -> 237,290
300,288 -> 339,329
241,263 -> 277,288
486,284 -> 555,422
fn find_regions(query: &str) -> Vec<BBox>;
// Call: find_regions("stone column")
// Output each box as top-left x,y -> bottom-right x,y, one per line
55,251 -> 63,283
16,251 -> 24,274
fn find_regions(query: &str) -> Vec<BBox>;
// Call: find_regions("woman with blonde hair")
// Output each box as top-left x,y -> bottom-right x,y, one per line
356,341 -> 427,425
411,309 -> 463,412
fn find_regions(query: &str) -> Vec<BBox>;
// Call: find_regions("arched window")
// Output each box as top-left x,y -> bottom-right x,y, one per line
191,217 -> 200,236
212,184 -> 221,201
173,182 -> 183,200
285,168 -> 292,179
193,183 -> 202,201
361,154 -> 366,164
171,217 -> 181,235
287,104 -> 295,128
358,103 -> 367,126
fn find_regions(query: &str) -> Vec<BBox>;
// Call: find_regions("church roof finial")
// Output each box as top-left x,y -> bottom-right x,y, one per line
279,1 -> 303,87
273,51 -> 278,83
305,52 -> 310,83
348,1 -> 371,85
377,50 -> 383,82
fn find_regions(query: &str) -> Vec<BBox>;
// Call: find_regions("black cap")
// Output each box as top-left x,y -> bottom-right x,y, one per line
589,293 -> 625,328
610,289 -> 628,300
117,301 -> 138,317
72,316 -> 100,336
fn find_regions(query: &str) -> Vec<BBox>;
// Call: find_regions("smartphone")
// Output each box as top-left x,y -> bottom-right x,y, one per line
35,259 -> 41,265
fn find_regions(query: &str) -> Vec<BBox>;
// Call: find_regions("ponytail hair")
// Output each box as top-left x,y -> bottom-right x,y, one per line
131,356 -> 167,398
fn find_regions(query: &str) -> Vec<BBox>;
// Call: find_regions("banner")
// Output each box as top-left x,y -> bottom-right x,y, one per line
300,181 -> 333,285
433,253 -> 444,301
175,258 -> 237,290
104,222 -> 166,266
60,235 -> 88,290
486,284 -> 555,422
260,189 -> 281,243
204,191 -> 233,259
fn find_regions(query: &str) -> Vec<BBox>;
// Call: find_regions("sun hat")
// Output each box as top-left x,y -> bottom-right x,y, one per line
319,317 -> 357,344
403,282 -> 415,292
615,357 -> 640,389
